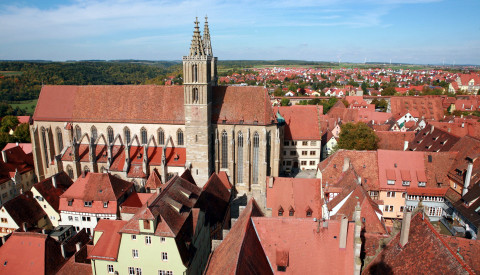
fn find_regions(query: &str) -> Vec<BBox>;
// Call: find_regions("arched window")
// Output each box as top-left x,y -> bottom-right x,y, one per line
157,128 -> 165,145
56,127 -> 63,152
237,131 -> 243,183
192,88 -> 199,103
41,127 -> 49,166
91,126 -> 97,142
84,166 -> 90,173
253,132 -> 259,184
141,128 -> 147,145
177,129 -> 184,146
266,131 -> 271,176
124,127 -> 131,145
193,64 -> 198,82
107,127 -> 114,144
66,165 -> 74,178
75,125 -> 81,140
221,130 -> 228,169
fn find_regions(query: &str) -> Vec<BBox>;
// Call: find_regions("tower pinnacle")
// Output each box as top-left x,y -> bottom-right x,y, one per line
189,17 -> 205,57
203,16 -> 213,56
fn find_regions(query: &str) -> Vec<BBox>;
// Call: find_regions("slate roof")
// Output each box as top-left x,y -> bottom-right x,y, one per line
204,198 -> 271,275
34,85 -> 276,126
33,172 -> 73,212
363,212 -> 475,275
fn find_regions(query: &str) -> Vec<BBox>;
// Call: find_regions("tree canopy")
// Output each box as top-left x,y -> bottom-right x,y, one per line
337,122 -> 378,150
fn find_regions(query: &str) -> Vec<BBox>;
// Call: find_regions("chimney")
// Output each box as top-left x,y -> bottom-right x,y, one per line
60,243 -> 67,258
463,158 -> 474,196
342,157 -> 350,172
430,125 -> 434,134
403,140 -> 409,151
353,202 -> 362,275
75,242 -> 82,252
461,122 -> 465,128
42,229 -> 46,234
155,187 -> 161,193
399,211 -> 412,247
1,151 -> 7,163
22,222 -> 28,232
52,174 -> 57,188
268,177 -> 274,188
339,215 -> 348,249
19,188 -> 23,195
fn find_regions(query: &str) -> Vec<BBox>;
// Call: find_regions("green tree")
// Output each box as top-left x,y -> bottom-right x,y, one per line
13,123 -> 31,143
0,116 -> 19,133
274,87 -> 285,97
338,122 -> 378,150
361,82 -> 368,93
280,98 -> 290,106
381,87 -> 396,96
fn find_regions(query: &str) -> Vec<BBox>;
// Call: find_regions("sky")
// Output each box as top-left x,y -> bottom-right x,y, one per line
0,0 -> 479,64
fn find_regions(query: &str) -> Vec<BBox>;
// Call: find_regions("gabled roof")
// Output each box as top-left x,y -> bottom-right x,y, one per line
2,191 -> 47,228
275,105 -> 322,140
144,168 -> 163,190
205,198 -> 271,275
363,212 -> 475,274
447,136 -> 480,187
376,131 -> 415,151
88,220 -> 128,261
390,96 -> 444,121
407,125 -> 460,152
443,236 -> 480,274
0,145 -> 34,184
33,172 -> 73,212
0,232 -> 66,275
60,173 -> 132,201
266,177 -> 322,219
377,150 -> 425,190
2,143 -> 32,155
195,173 -> 231,225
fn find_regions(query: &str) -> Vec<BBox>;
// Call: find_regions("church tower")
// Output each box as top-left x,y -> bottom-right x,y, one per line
183,17 -> 215,186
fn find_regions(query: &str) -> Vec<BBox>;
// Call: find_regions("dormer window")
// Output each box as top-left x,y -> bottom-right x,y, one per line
402,181 -> 410,186
306,210 -> 312,217
103,202 -> 108,208
289,209 -> 294,216
68,199 -> 73,206
84,201 -> 92,207
387,180 -> 395,185
418,182 -> 426,187
143,220 -> 151,230
278,208 -> 284,216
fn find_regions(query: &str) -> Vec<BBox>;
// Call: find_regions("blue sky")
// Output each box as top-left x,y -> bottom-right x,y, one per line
0,0 -> 479,64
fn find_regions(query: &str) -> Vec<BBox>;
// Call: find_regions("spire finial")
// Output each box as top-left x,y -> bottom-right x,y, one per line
203,15 -> 213,56
189,17 -> 205,57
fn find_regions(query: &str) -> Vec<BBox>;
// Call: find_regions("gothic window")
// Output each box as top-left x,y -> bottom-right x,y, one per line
253,132 -> 259,184
193,88 -> 199,103
107,127 -> 114,144
177,129 -> 184,146
266,131 -> 271,176
91,126 -> 97,142
158,128 -> 165,145
66,165 -> 74,178
75,125 -> 81,140
237,131 -> 243,183
124,127 -> 131,145
141,128 -> 147,145
221,130 -> 228,169
56,127 -> 63,152
41,127 -> 49,167
193,64 -> 198,83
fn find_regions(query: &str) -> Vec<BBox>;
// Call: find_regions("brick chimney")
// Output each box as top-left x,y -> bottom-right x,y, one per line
339,215 -> 348,249
52,174 -> 57,188
463,157 -> 474,196
399,211 -> 412,247
1,151 -> 7,163
403,140 -> 409,151
342,157 -> 350,172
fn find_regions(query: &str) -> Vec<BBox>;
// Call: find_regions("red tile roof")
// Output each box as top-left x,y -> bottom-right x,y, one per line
2,143 -> 32,155
363,211 -> 475,274
252,217 -> 355,274
144,168 -> 163,190
377,150 -> 425,191
443,236 -> 480,274
266,177 -> 323,219
390,96 -> 444,121
0,145 -> 34,184
2,191 -> 47,228
407,125 -> 460,152
376,131 -> 415,151
33,172 -> 73,212
34,85 -> 276,126
276,105 -> 322,140
119,192 -> 154,214
88,220 -> 128,261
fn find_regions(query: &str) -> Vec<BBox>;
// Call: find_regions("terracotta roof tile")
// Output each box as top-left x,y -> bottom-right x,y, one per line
276,105 -> 322,140
33,172 -> 73,212
2,191 -> 47,228
376,131 -> 415,151
88,220 -> 128,261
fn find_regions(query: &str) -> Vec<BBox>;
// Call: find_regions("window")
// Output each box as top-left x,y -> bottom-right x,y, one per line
301,161 -> 307,166
108,265 -> 114,273
302,151 -> 307,156
402,192 -> 406,198
143,220 -> 150,230
310,151 -> 316,155
145,236 -> 151,244
66,165 -> 74,179
1,218 -> 7,223
400,206 -> 404,212
306,211 -> 312,217
310,161 -> 315,165
284,141 -> 289,146
161,252 -> 168,261
252,132 -> 259,184
107,127 -> 114,144
56,127 -> 63,152
418,181 -> 426,187
158,128 -> 165,145
311,141 -> 316,146
221,130 -> 228,169
124,127 -> 131,145
290,151 -> 296,156
384,205 -> 394,212
131,235 -> 137,240
84,201 -> 92,207
136,268 -> 142,275
104,202 -> 108,208
68,199 -> 73,206
91,126 -> 97,142
128,267 -> 135,275
387,180 -> 395,185
386,192 -> 395,198
141,128 -> 147,145
160,237 -> 166,243
82,216 -> 91,222
192,64 -> 198,82
75,126 -> 82,140
237,131 -> 243,183
402,181 -> 410,186
289,209 -> 294,216
192,88 -> 199,103
158,271 -> 173,275
68,216 -> 73,221
84,166 -> 90,173
302,141 -> 308,146
283,151 -> 286,156
132,249 -> 139,258
278,209 -> 284,216
177,129 -> 184,146
41,127 -> 49,167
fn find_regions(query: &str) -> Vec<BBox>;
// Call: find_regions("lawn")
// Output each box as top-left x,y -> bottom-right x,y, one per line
9,99 -> 37,115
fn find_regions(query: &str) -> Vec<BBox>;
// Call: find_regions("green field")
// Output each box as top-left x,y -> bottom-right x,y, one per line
9,99 -> 37,115
0,71 -> 23,76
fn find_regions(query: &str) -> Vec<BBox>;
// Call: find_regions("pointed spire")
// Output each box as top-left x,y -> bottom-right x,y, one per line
203,15 -> 213,56
189,17 -> 205,57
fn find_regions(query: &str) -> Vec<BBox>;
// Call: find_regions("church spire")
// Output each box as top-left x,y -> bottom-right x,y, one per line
203,16 -> 213,56
189,17 -> 205,57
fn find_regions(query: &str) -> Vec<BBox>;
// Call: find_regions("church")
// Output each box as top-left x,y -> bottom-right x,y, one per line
30,17 -> 282,197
